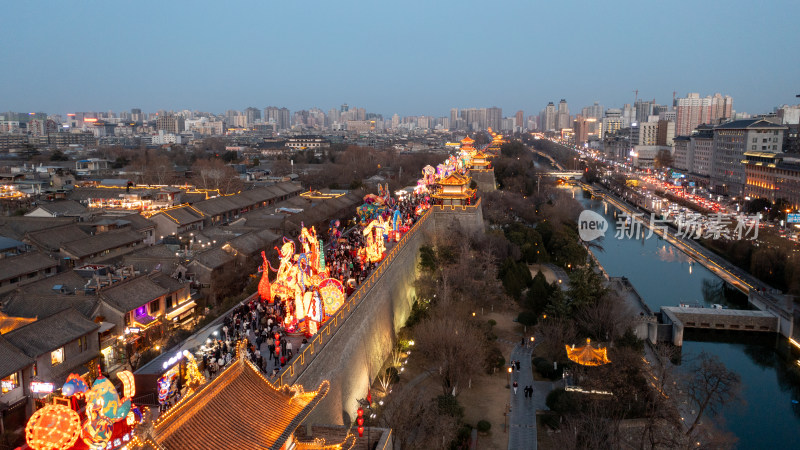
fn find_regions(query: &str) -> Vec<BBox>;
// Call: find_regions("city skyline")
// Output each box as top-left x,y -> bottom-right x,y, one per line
1,0 -> 798,117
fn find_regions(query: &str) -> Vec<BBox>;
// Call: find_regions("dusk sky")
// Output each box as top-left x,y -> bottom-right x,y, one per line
2,0 -> 798,118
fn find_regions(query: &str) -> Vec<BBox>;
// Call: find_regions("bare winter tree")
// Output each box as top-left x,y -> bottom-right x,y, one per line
413,312 -> 487,397
684,352 -> 742,436
574,292 -> 633,342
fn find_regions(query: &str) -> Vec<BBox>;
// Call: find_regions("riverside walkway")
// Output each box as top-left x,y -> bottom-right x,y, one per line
508,344 -> 550,450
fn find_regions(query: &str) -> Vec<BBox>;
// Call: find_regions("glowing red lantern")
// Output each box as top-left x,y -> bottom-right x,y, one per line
25,404 -> 82,450
358,426 -> 364,437
366,389 -> 372,404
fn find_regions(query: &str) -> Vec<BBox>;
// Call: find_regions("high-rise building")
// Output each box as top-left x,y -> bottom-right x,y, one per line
676,93 -> 733,136
573,115 -> 590,144
634,99 -> 654,124
622,104 -> 634,127
657,120 -> 675,146
244,107 -> 261,126
631,122 -> 659,146
450,108 -> 458,126
544,102 -> 556,131
557,99 -> 570,130
602,108 -> 623,137
515,110 -> 524,130
130,108 -> 143,123
265,107 -> 290,131
486,107 -> 502,131
581,102 -> 603,119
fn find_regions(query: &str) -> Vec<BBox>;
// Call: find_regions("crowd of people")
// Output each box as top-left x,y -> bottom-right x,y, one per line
197,192 -> 430,379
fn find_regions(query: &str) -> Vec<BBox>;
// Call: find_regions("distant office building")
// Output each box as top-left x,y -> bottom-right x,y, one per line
543,102 -> 556,132
657,120 -> 675,146
673,136 -> 691,171
557,99 -> 570,130
244,107 -> 261,126
634,99 -> 654,124
744,152 -> 800,209
676,92 -> 733,136
711,119 -> 785,195
602,108 -> 623,137
573,116 -> 590,144
515,110 -> 524,129
486,107 -> 502,131
622,104 -> 634,127
631,121 -> 659,146
777,105 -> 800,125
689,125 -> 714,177
265,107 -> 290,131
581,102 -> 603,119
156,115 -> 185,134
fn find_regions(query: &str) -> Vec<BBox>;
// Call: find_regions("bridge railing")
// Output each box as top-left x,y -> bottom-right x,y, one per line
275,208 -> 433,387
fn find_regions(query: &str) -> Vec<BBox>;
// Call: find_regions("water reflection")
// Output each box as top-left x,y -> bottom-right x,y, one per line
573,186 -> 800,447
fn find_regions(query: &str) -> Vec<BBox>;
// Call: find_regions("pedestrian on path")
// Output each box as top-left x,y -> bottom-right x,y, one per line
513,381 -> 518,395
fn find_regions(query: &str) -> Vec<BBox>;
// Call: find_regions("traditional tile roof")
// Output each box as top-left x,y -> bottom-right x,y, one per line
189,248 -> 234,270
0,216 -> 75,241
134,346 -> 330,450
0,251 -> 57,282
1,291 -> 99,320
123,245 -> 181,273
225,229 -> 280,256
0,335 -> 34,378
28,200 -> 87,217
714,119 -> 786,130
193,183 -> 303,217
151,205 -> 205,226
97,213 -> 155,232
27,224 -> 90,251
98,274 -> 170,313
4,308 -> 99,358
5,269 -> 87,295
61,229 -> 144,259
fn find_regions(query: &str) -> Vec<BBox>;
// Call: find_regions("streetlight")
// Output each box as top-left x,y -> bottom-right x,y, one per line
506,366 -> 512,388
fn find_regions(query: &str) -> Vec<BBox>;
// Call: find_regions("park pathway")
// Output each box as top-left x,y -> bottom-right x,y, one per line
508,344 -> 538,450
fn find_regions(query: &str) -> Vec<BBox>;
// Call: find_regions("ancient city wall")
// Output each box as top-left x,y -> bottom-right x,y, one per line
287,205 -> 485,426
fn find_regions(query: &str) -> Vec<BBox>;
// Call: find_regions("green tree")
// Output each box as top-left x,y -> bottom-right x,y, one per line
567,267 -> 608,309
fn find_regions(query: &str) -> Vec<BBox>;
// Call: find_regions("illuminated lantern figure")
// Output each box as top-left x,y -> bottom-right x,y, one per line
258,251 -> 272,303
117,370 -> 136,399
318,278 -> 345,316
61,373 -> 89,397
25,404 -> 82,450
85,376 -> 131,421
157,371 -> 178,406
82,412 -> 113,450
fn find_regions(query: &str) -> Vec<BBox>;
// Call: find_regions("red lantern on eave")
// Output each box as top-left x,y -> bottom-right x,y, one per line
357,407 -> 363,417
366,389 -> 372,404
358,426 -> 364,437
357,416 -> 364,426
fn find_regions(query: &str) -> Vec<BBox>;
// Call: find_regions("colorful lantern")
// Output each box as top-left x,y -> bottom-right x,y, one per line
85,376 -> 131,421
25,404 -> 82,450
318,278 -> 345,316
61,373 -> 89,397
258,251 -> 272,302
117,370 -> 135,398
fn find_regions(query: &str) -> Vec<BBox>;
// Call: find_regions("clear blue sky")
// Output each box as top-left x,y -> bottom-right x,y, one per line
1,0 -> 798,118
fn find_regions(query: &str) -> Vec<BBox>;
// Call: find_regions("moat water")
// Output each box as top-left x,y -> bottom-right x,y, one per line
574,189 -> 800,448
